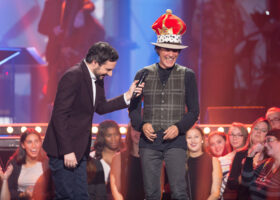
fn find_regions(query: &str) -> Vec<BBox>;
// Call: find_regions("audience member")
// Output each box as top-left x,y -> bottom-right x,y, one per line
207,131 -> 231,157
224,117 -> 270,199
87,120 -> 122,200
0,165 -> 13,200
110,124 -> 145,200
186,127 -> 222,200
266,107 -> 280,129
248,117 -> 271,167
1,109 -> 277,200
1,129 -> 52,200
228,122 -> 249,151
242,129 -> 280,199
218,122 -> 249,199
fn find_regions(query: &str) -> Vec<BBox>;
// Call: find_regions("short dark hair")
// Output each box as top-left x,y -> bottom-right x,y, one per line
266,128 -> 280,141
86,42 -> 119,65
154,46 -> 181,56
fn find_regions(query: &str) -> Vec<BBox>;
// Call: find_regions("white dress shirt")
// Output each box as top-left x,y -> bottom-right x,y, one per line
84,60 -> 130,106
85,60 -> 97,106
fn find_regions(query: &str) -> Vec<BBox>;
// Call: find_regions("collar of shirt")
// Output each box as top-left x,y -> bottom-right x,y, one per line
83,60 -> 129,106
157,63 -> 174,84
84,60 -> 96,106
84,60 -> 97,82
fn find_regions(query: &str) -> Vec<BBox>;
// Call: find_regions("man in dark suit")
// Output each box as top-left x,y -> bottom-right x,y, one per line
43,42 -> 141,199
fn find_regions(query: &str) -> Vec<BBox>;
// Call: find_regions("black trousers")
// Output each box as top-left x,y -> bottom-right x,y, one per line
49,155 -> 89,200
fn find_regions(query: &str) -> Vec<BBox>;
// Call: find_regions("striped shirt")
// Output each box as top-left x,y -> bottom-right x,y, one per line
242,157 -> 280,199
218,151 -> 236,199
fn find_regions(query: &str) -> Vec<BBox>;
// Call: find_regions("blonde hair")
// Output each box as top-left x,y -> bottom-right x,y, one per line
228,122 -> 249,150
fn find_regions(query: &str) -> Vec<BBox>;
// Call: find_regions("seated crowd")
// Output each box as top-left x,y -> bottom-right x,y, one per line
0,106 -> 280,200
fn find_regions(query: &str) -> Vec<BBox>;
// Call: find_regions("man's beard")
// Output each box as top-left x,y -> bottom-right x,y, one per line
96,74 -> 105,80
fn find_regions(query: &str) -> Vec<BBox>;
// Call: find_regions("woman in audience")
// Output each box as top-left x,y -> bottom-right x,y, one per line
218,122 -> 249,199
110,124 -> 145,200
228,122 -> 249,151
1,128 -> 52,200
87,120 -> 123,200
247,117 -> 270,167
224,117 -> 270,199
207,131 -> 231,157
242,129 -> 280,199
186,127 -> 222,200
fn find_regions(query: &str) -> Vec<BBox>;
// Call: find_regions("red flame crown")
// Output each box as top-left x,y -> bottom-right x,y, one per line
152,9 -> 186,36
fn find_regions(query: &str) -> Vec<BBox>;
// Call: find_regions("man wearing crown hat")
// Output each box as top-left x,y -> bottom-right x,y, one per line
129,9 -> 199,200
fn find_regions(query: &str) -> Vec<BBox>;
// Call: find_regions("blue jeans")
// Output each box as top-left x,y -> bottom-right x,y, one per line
139,148 -> 188,200
49,155 -> 89,200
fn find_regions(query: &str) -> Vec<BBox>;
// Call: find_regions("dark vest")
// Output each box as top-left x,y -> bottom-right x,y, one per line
143,64 -> 186,132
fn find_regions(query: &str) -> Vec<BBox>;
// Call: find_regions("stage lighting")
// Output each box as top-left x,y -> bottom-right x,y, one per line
119,126 -> 127,134
92,126 -> 98,134
217,127 -> 224,132
35,126 -> 42,133
21,126 -> 27,133
203,127 -> 211,134
247,127 -> 251,133
7,126 -> 14,134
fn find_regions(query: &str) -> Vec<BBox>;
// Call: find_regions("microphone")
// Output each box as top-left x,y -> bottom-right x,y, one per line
132,69 -> 148,98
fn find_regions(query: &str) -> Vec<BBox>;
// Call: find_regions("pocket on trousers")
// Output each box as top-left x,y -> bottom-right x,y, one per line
49,156 -> 64,172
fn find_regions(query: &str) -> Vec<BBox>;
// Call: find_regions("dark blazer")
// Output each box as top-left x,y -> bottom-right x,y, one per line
43,61 -> 127,162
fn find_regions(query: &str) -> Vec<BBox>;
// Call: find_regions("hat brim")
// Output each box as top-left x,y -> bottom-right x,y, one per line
151,42 -> 188,49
